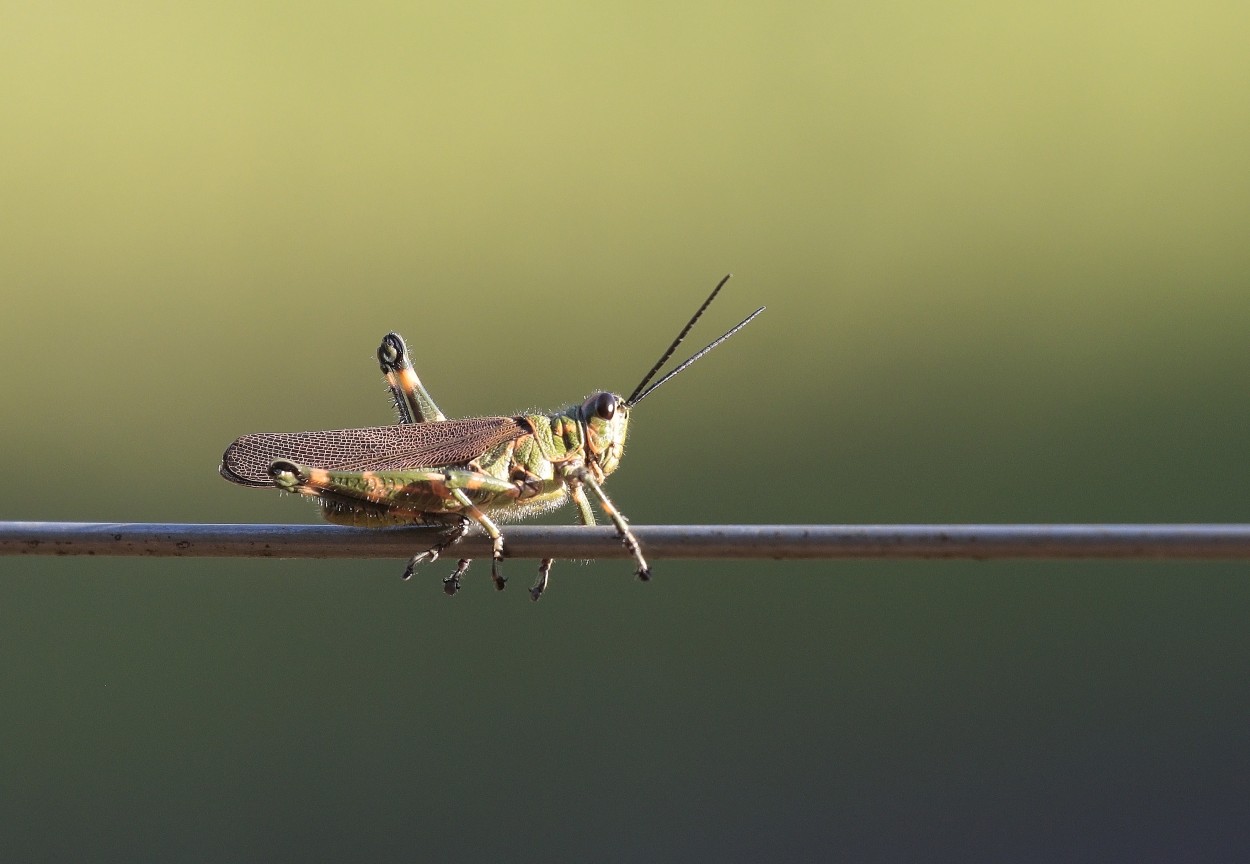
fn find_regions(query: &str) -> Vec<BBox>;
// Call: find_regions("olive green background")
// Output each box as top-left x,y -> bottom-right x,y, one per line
3,2 -> 1249,860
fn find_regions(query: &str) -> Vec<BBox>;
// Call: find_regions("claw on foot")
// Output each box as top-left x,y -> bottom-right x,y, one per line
402,549 -> 438,580
442,559 -> 471,597
530,559 -> 553,602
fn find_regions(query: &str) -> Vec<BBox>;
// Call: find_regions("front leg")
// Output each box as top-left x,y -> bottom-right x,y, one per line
576,471 -> 650,581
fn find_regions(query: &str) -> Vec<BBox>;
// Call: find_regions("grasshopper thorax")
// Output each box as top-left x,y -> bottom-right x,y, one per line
577,391 -> 629,478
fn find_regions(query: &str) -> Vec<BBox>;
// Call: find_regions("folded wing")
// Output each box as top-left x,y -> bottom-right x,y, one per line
220,417 -> 529,487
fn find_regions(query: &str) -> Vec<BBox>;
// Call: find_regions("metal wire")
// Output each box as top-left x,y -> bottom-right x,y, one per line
5,521 -> 1250,561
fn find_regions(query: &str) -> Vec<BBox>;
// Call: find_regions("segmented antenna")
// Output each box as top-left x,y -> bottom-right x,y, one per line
625,274 -> 765,407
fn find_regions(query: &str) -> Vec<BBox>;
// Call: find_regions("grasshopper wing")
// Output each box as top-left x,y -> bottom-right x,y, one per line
220,416 -> 529,487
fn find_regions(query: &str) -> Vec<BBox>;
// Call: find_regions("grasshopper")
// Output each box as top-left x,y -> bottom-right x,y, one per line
220,275 -> 763,600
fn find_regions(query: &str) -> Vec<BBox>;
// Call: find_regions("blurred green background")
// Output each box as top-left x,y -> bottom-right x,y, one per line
4,1 -> 1250,860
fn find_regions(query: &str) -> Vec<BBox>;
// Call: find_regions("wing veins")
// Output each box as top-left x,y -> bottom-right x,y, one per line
221,417 -> 528,487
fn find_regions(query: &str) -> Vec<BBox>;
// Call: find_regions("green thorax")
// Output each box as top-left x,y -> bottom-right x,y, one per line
480,393 -> 630,486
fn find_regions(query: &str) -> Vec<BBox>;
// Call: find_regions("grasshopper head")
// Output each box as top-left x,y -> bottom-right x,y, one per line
579,391 -> 629,477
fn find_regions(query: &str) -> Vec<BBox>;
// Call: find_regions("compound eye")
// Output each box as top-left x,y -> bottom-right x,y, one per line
586,392 -> 617,421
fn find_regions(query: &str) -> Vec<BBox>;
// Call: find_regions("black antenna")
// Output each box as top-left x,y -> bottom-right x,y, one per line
626,274 -> 734,405
625,274 -> 764,407
627,307 -> 765,406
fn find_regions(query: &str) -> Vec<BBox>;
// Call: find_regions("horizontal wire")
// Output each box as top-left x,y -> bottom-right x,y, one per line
5,522 -> 1250,561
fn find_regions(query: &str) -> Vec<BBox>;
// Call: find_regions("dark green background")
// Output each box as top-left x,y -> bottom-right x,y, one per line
4,2 -> 1249,860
